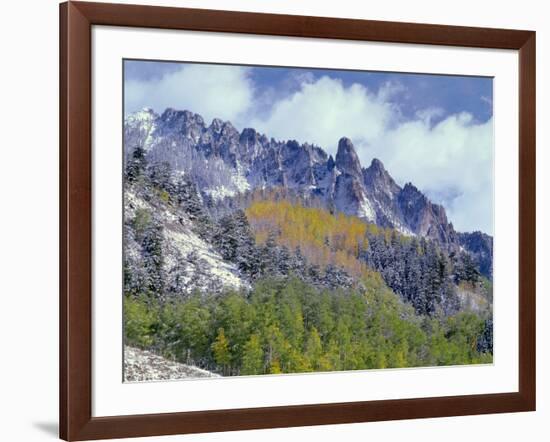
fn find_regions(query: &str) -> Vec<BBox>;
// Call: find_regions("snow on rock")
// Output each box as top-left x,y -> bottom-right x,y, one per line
124,346 -> 220,382
124,108 -> 158,153
168,229 -> 244,290
205,170 -> 250,201
358,197 -> 376,222
205,185 -> 237,201
125,188 -> 245,293
232,168 -> 251,193
124,108 -> 491,262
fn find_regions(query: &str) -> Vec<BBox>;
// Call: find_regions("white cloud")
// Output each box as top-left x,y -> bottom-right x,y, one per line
377,80 -> 407,102
368,113 -> 494,234
415,107 -> 445,124
125,64 -> 254,123
250,76 -> 396,153
250,76 -> 493,234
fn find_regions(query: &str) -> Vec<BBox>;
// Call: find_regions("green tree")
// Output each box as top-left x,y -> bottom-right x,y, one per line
241,334 -> 264,375
123,274 -> 492,376
132,208 -> 151,240
160,297 -> 210,364
212,328 -> 231,375
124,296 -> 158,348
269,359 -> 282,374
305,327 -> 323,370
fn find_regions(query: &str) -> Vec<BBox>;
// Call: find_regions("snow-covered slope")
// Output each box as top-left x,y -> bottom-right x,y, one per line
124,185 -> 245,295
124,346 -> 220,382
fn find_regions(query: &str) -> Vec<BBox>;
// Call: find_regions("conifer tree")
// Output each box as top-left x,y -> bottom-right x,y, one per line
305,327 -> 323,370
212,328 -> 231,375
166,250 -> 187,298
141,217 -> 165,298
125,145 -> 147,183
147,161 -> 175,195
241,334 -> 264,375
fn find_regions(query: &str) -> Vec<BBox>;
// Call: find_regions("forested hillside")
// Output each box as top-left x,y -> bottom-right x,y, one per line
123,107 -> 493,380
126,277 -> 492,376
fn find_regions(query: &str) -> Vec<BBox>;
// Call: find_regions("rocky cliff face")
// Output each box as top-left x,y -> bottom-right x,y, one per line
397,183 -> 459,245
363,158 -> 411,235
125,107 -> 490,267
333,138 -> 376,221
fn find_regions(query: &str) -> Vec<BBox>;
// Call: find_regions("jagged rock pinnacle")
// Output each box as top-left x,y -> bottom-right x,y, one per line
335,137 -> 362,178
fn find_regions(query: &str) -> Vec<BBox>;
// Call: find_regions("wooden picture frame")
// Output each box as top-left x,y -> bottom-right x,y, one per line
59,1 -> 536,440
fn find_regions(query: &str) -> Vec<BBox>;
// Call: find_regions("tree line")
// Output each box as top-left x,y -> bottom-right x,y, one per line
125,276 -> 493,376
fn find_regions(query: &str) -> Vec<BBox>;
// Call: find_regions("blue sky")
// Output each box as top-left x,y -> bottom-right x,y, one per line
125,60 -> 492,124
124,60 -> 494,234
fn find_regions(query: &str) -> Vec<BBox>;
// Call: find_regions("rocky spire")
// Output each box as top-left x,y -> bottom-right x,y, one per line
327,155 -> 335,171
369,158 -> 386,173
335,137 -> 362,178
363,158 -> 401,196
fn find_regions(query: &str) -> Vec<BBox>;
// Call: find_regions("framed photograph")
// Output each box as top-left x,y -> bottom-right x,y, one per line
60,1 -> 536,440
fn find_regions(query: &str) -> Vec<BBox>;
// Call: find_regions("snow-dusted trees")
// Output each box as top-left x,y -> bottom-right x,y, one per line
166,250 -> 187,298
452,251 -> 481,284
140,216 -> 165,299
123,229 -> 149,298
123,206 -> 165,300
125,145 -> 147,183
212,210 -> 262,279
174,176 -> 211,237
323,265 -> 353,290
288,246 -> 307,276
363,231 -> 460,317
210,209 -> 356,291
147,161 -> 176,195
232,211 -> 262,278
258,231 -> 279,276
477,317 -> 493,354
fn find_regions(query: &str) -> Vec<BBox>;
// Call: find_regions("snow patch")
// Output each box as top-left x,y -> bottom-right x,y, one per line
124,346 -> 220,382
358,196 -> 376,222
168,230 -> 244,290
205,185 -> 237,201
232,169 -> 251,193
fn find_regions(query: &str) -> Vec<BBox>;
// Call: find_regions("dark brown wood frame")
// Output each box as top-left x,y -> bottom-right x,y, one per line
60,1 -> 536,440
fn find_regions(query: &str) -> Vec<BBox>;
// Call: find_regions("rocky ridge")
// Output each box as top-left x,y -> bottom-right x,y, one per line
125,107 -> 492,274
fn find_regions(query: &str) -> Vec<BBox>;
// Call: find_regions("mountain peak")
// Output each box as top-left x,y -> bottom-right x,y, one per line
161,108 -> 205,126
363,156 -> 401,205
363,158 -> 393,183
370,158 -> 386,172
400,182 -> 427,205
210,118 -> 224,131
337,137 -> 355,154
335,137 -> 362,177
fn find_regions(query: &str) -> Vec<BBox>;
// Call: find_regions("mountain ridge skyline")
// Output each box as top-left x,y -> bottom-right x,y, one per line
125,61 -> 494,235
125,106 -> 491,238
